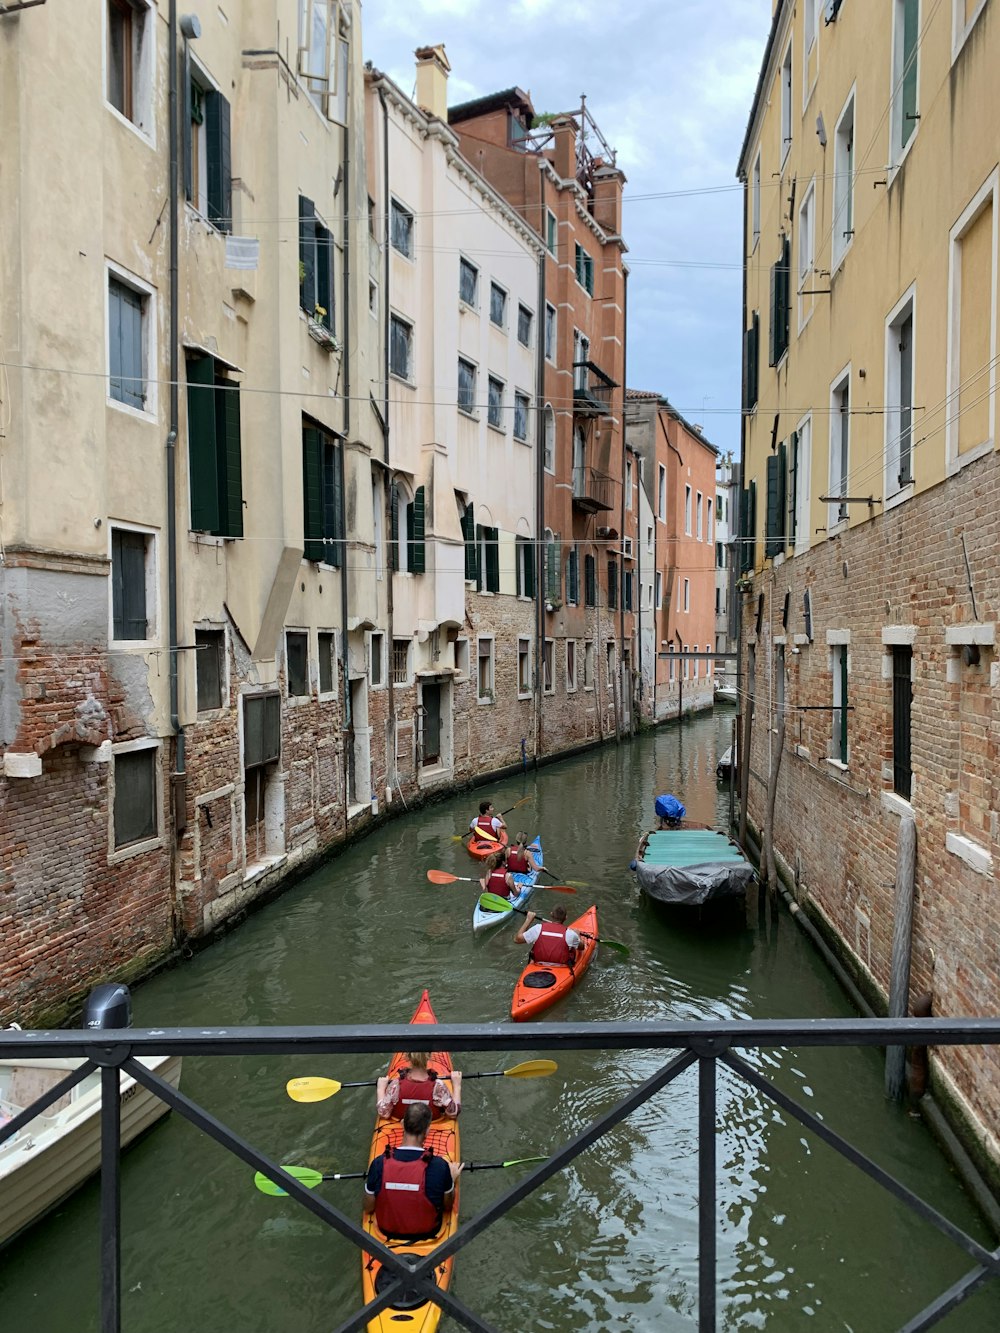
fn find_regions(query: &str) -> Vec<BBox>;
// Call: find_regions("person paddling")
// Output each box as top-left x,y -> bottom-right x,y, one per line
376,1050 -> 462,1120
364,1102 -> 463,1242
514,905 -> 580,966
468,799 -> 505,844
505,831 -> 539,875
480,849 -> 517,902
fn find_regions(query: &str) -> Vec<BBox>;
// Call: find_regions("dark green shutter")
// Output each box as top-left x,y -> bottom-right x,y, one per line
546,538 -> 560,601
389,482 -> 400,571
486,526 -> 500,592
523,539 -> 535,598
328,440 -> 344,567
316,224 -> 334,329
474,523 -> 484,591
303,426 -> 325,561
187,355 -> 220,532
744,312 -> 759,410
747,480 -> 757,571
206,92 -> 232,233
299,195 -> 316,313
462,503 -> 477,581
584,554 -> 596,606
765,454 -> 781,557
901,0 -> 918,152
788,430 -> 799,547
217,379 -> 243,537
607,558 -> 618,610
408,486 -> 425,574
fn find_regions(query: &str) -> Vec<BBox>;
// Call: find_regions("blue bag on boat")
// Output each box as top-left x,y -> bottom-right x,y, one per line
654,794 -> 685,821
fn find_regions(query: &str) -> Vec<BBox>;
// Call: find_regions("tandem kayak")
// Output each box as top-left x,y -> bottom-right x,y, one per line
361,991 -> 460,1333
510,905 -> 598,1022
471,838 -> 543,934
467,827 -> 509,860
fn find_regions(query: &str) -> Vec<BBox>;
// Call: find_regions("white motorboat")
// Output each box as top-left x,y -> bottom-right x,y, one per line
714,682 -> 738,705
0,1050 -> 182,1248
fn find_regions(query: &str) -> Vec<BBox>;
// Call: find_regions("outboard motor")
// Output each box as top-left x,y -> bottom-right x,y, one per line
654,794 -> 686,827
82,983 -> 132,1030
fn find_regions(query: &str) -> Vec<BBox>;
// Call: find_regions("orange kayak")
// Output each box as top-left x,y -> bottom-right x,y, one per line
467,827 -> 509,860
510,905 -> 599,1021
361,991 -> 459,1333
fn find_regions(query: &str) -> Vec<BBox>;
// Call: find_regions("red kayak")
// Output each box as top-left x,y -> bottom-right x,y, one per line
467,827 -> 509,860
510,906 -> 598,1021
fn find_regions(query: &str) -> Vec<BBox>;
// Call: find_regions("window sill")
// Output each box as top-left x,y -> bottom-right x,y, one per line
884,482 -> 915,513
458,408 -> 480,421
317,690 -> 338,702
477,695 -> 495,706
881,790 -> 914,820
517,690 -> 532,702
487,421 -> 506,436
245,853 -> 288,885
514,436 -> 529,446
489,320 -> 507,334
107,395 -> 157,424
105,101 -> 155,149
108,832 -> 165,866
109,638 -> 159,652
389,371 -> 416,389
458,300 -> 479,315
825,758 -> 849,773
286,693 -> 312,707
945,831 -> 992,876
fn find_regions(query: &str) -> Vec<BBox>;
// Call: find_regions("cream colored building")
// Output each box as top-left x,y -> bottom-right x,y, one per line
738,0 -> 1000,1178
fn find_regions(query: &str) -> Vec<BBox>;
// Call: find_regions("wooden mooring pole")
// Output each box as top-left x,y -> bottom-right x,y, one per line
885,815 -> 917,1101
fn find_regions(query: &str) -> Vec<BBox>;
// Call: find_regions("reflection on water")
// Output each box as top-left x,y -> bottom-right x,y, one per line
0,706 -> 997,1331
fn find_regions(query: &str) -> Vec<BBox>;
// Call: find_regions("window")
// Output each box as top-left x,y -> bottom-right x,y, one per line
460,499 -> 478,583
798,181 -> 815,325
478,638 -> 495,701
769,235 -> 791,364
543,639 -> 554,693
196,629 -> 224,712
947,172 -> 997,469
780,44 -> 792,163
390,199 -> 414,258
185,72 -> 232,232
111,526 -> 153,641
696,491 -> 703,540
744,310 -> 760,410
624,571 -> 634,611
805,0 -> 819,55
108,275 -> 149,412
607,557 -> 618,610
244,692 -> 280,835
655,571 -> 662,609
543,407 -> 555,472
459,257 -> 479,306
299,196 -> 335,332
683,578 -> 690,613
297,0 -> 346,121
751,152 -> 761,250
518,638 -> 531,696
514,391 -> 530,443
303,419 -> 344,565
625,458 -> 633,510
455,638 -> 470,678
891,0 -> 920,165
792,415 -> 812,554
476,522 -> 500,593
647,525 -> 653,552
318,631 -> 337,694
544,529 -> 560,603
832,92 -> 855,268
369,632 -> 384,688
685,486 -> 692,536
575,243 -> 594,295
566,546 -> 580,606
286,631 -> 309,698
458,358 -> 477,414
392,639 -> 410,684
515,536 -> 535,598
546,209 -> 557,255
584,554 -> 596,607
657,465 -> 666,520
517,304 -> 533,347
892,645 -> 912,799
389,482 -> 425,575
954,0 -> 990,60
106,0 -> 153,135
707,497 -> 713,544
566,640 -> 577,692
369,280 -> 378,317
186,354 -> 243,537
607,641 -> 616,684
886,289 -> 915,495
682,646 -> 689,681
113,744 -> 158,849
831,642 -> 849,763
390,314 -> 413,380
544,304 -> 557,361
489,282 -> 507,327
766,439 -> 788,558
829,371 -> 850,526
488,376 -> 505,430
572,330 -> 591,390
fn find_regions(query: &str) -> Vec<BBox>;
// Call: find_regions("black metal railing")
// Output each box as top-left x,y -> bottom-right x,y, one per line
2,1017 -> 1000,1333
572,465 -> 616,512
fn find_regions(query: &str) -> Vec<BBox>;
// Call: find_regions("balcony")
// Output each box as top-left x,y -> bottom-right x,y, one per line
573,360 -> 617,417
572,465 -> 616,513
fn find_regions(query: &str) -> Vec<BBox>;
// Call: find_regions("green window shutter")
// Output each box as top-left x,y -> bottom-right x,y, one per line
486,526 -> 500,592
781,237 -> 790,355
515,538 -> 522,597
607,558 -> 618,610
901,0 -> 918,151
777,441 -> 787,553
389,482 -> 400,571
769,259 -> 779,366
748,479 -> 757,571
523,539 -> 535,599
765,454 -> 781,558
584,554 -> 596,607
302,425 -> 325,561
206,91 -> 232,233
299,195 -> 316,313
462,503 -> 477,581
182,47 -> 193,201
788,431 -> 799,547
409,485 -> 426,574
216,379 -> 243,537
568,547 -> 579,604
187,354 -> 220,533
326,440 -> 344,567
316,223 -> 334,329
474,524 -> 484,591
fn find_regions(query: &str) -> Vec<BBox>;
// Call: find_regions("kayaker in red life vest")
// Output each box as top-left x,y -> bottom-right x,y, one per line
376,1050 -> 462,1120
467,799 -> 505,844
505,832 -> 539,875
480,849 -> 517,902
364,1103 -> 463,1241
514,906 -> 581,966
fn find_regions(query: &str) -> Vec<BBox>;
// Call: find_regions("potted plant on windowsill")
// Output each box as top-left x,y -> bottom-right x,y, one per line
307,305 -> 341,353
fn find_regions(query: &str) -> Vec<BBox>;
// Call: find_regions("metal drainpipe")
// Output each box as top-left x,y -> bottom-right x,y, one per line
378,87 -> 395,783
340,116 -> 353,832
534,246 -> 546,764
736,166 -> 749,818
632,444 -> 641,723
619,266 -> 628,732
167,2 -> 186,859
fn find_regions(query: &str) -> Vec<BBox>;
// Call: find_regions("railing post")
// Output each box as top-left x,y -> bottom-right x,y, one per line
100,1065 -> 121,1333
698,1054 -> 717,1332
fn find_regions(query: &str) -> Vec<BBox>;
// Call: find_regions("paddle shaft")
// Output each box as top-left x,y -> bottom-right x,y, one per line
321,1158 -> 539,1181
332,1067 -> 532,1090
479,893 -> 630,956
459,795 -> 530,839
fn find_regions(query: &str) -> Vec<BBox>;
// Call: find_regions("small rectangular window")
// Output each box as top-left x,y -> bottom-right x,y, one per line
892,645 -> 912,799
684,578 -> 690,612
752,153 -> 761,250
517,304 -> 533,347
186,76 -> 232,232
544,304 -> 557,361
546,210 -> 557,255
584,641 -> 595,689
187,354 -> 244,538
390,199 -> 414,257
696,491 -> 703,540
107,0 -> 152,133
195,629 -> 224,712
458,358 -> 477,414
655,571 -> 662,609
302,419 -> 344,565
109,276 -> 147,410
607,557 -> 618,610
299,196 -> 335,331
459,257 -> 479,306
113,746 -> 158,849
111,527 -> 151,641
518,637 -> 531,696
318,631 -> 336,694
490,282 -> 507,327
488,376 -> 505,429
286,631 -> 309,697
685,485 -> 692,535
658,465 -> 666,519
832,642 -> 849,763
392,638 -> 410,684
455,638 -> 470,677
574,243 -> 594,295
892,0 -> 920,162
370,632 -> 384,687
833,93 -> 855,267
566,640 -> 577,692
780,43 -> 793,162
513,391 -> 530,442
478,638 -> 495,700
543,639 -> 554,693
390,314 -> 412,380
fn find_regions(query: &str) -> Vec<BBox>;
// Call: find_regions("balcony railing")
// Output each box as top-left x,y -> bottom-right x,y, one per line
3,1015 -> 1000,1333
573,359 -> 617,417
572,465 -> 616,513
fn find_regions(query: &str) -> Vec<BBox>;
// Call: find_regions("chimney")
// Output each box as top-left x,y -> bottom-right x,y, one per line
414,44 -> 451,121
551,115 -> 577,181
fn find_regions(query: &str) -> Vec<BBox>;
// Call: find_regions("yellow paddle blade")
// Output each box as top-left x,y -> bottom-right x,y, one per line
504,1059 -> 558,1078
286,1076 -> 342,1102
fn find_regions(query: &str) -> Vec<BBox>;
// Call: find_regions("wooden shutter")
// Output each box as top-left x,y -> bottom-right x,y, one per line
486,526 -> 500,592
316,223 -> 334,329
206,92 -> 232,233
408,486 -> 426,574
389,482 -> 399,571
474,523 -> 485,591
585,554 -> 596,607
217,378 -> 243,537
765,454 -> 782,557
545,539 -> 559,601
187,354 -> 220,533
327,439 -> 344,568
568,547 -> 579,604
769,257 -> 780,365
901,0 -> 918,150
302,425 -> 325,561
112,529 -> 147,640
462,503 -> 477,581
788,431 -> 799,547
299,195 -> 316,313
607,557 -> 618,609
523,539 -> 535,598
747,480 -> 757,571
744,311 -> 759,409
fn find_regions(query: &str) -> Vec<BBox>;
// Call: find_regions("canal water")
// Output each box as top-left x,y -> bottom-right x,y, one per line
2,707 -> 998,1331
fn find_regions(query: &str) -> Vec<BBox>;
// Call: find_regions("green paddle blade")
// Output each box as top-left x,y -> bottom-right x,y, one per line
501,1155 -> 547,1168
479,891 -> 516,913
254,1164 -> 323,1196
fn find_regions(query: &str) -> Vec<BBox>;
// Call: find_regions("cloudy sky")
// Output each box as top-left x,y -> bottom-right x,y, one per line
363,0 -> 773,459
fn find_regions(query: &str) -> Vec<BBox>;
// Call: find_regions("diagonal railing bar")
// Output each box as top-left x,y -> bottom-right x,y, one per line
0,1061 -> 95,1146
901,1256 -> 1000,1333
721,1050 -> 1000,1275
333,1271 -> 504,1333
698,1057 -> 717,1333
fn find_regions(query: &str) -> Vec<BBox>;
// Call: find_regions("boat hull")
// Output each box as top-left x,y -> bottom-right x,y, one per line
0,1053 -> 182,1250
467,828 -> 509,861
362,991 -> 459,1333
510,906 -> 598,1021
472,838 -> 543,933
635,828 -> 756,906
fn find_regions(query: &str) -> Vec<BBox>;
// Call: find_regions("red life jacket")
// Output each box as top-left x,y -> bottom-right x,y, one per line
375,1148 -> 440,1238
507,846 -> 530,874
531,923 -> 575,966
486,866 -> 510,898
391,1068 -> 444,1120
475,815 -> 499,841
